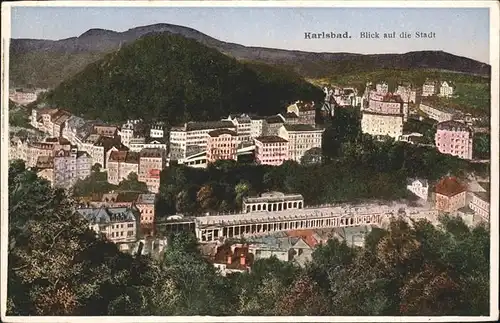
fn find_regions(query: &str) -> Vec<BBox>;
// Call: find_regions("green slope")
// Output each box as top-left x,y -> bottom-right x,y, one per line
42,33 -> 324,123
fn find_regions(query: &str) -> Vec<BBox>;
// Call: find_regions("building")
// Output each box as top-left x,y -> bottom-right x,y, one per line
406,178 -> 429,201
242,191 -> 304,213
399,132 -> 426,145
435,177 -> 467,213
31,108 -> 60,133
286,101 -> 316,125
206,129 -> 238,163
9,88 -> 39,105
149,123 -> 165,139
51,111 -> 72,138
62,115 -> 86,144
135,193 -> 157,236
169,121 -> 236,160
128,137 -> 167,152
107,150 -> 140,185
254,135 -> 289,166
9,137 -> 29,161
250,117 -> 267,139
212,244 -> 253,276
278,124 -> 324,163
361,111 -> 404,140
435,120 -> 473,160
119,121 -> 135,148
94,125 -> 119,138
278,112 -> 300,124
439,81 -> 454,98
422,79 -> 438,97
26,141 -> 59,168
265,115 -> 285,136
375,82 -> 389,94
419,103 -> 459,123
76,206 -> 139,244
53,148 -> 78,189
223,114 -> 252,144
138,148 -> 165,193
91,136 -> 126,170
76,151 -> 92,180
469,183 -> 490,222
395,85 -> 417,103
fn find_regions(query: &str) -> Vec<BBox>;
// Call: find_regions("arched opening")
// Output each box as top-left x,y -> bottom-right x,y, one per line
298,202 -> 303,209
252,205 -> 256,211
293,202 -> 297,208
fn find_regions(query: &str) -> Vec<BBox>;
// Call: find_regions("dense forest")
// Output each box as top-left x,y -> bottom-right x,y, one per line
40,33 -> 324,124
7,159 -> 490,316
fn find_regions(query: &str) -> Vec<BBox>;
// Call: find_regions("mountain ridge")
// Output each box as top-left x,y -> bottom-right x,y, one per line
10,23 -> 491,87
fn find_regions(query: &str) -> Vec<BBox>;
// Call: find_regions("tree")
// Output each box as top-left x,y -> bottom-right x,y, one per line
196,184 -> 217,212
91,163 -> 102,173
116,172 -> 149,193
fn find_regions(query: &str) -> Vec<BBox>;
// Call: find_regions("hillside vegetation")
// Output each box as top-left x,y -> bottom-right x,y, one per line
312,68 -> 491,116
41,33 -> 324,123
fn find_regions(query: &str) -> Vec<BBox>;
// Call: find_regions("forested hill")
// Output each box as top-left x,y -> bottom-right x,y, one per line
11,23 -> 490,88
41,33 -> 324,124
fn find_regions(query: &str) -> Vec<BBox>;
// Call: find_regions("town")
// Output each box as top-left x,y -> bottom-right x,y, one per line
8,77 -> 490,276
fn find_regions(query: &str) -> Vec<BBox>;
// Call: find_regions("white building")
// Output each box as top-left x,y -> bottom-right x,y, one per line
419,103 -> 459,123
128,137 -> 167,152
422,79 -> 438,97
243,191 -> 304,213
375,82 -> 389,94
361,112 -> 404,139
119,121 -> 135,148
250,117 -> 267,139
169,121 -> 236,160
278,124 -> 324,163
406,178 -> 429,201
223,114 -> 252,144
438,81 -> 454,98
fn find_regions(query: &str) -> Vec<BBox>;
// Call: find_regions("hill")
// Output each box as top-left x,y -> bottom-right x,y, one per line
10,23 -> 491,88
41,33 -> 324,124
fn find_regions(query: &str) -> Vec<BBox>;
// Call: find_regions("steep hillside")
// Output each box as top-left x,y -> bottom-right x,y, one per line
10,23 -> 491,87
42,33 -> 324,124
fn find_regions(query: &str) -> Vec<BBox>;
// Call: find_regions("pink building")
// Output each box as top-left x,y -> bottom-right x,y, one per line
435,121 -> 473,160
206,129 -> 238,163
254,136 -> 289,166
435,177 -> 467,213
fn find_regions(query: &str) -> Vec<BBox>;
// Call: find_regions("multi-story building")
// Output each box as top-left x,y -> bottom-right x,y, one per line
9,137 -> 29,161
286,101 -> 316,125
139,148 -> 165,193
76,151 -> 92,180
254,135 -> 289,166
361,112 -> 404,140
435,120 -> 473,160
265,115 -> 285,136
135,193 -> 157,236
149,123 -> 166,139
375,82 -> 389,94
242,191 -> 304,213
169,121 -> 236,160
107,150 -> 140,185
469,190 -> 490,222
419,103 -> 459,122
435,177 -> 467,213
26,141 -> 58,168
91,136 -> 125,170
9,88 -> 39,105
128,137 -> 167,152
395,84 -> 417,103
31,108 -> 59,133
223,114 -> 252,144
250,117 -> 268,139
422,79 -> 438,97
51,111 -> 72,138
94,125 -> 119,138
439,81 -> 454,98
279,112 -> 300,124
206,129 -> 238,163
406,178 -> 429,201
278,124 -> 324,163
53,148 -> 78,189
76,206 -> 139,244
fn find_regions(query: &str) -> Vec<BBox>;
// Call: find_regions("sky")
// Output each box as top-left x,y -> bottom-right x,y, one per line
10,6 -> 490,63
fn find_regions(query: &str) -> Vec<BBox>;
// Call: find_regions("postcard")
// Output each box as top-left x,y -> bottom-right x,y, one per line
1,1 -> 498,322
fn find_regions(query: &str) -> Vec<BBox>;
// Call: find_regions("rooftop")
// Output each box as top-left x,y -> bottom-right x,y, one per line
437,120 -> 472,132
435,177 -> 467,197
282,124 -> 323,132
254,135 -> 288,143
183,120 -> 236,132
208,129 -> 238,137
473,191 -> 490,203
76,206 -> 138,224
140,148 -> 164,158
265,115 -> 284,124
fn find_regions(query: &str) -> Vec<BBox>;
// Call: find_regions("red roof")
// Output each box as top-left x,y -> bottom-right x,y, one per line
286,230 -> 319,248
435,177 -> 467,197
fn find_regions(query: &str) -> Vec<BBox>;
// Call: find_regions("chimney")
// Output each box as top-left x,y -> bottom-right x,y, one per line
240,254 -> 246,266
227,255 -> 232,264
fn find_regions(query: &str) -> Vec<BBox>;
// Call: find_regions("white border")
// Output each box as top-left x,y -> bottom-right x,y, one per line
1,1 -> 499,322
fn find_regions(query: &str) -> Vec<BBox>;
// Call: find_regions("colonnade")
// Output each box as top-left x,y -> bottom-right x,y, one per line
196,213 -> 381,243
244,200 -> 303,213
